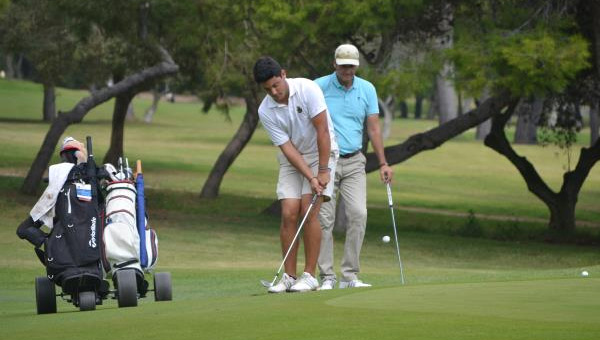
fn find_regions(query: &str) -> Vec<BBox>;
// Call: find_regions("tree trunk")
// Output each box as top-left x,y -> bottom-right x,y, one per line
436,64 -> 459,125
379,96 -> 393,140
415,94 -> 423,119
514,97 -> 543,144
399,101 -> 408,118
103,91 -> 135,165
21,47 -> 178,194
590,103 -> 599,146
484,102 -> 600,232
125,101 -> 136,121
42,83 -> 56,122
144,89 -> 161,123
548,193 -> 576,231
200,86 -> 260,198
5,54 -> 15,78
476,119 -> 492,140
427,93 -> 438,120
589,1 -> 600,80
434,3 -> 458,125
475,88 -> 492,140
15,54 -> 24,79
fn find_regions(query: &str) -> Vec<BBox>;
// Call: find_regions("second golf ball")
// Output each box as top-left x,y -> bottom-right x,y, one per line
382,235 -> 390,243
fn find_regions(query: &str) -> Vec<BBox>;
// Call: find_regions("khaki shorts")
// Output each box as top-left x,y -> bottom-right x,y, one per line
276,151 -> 338,202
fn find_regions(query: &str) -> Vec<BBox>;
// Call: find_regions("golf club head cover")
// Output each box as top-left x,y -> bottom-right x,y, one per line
16,216 -> 47,248
60,137 -> 87,164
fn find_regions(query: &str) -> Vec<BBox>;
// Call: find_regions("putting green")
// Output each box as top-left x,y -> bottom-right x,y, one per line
327,278 -> 600,323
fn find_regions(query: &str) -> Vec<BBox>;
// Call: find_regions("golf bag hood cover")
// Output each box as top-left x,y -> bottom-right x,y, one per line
60,137 -> 87,164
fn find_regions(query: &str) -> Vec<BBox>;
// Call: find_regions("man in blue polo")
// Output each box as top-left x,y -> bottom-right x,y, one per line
315,44 -> 393,289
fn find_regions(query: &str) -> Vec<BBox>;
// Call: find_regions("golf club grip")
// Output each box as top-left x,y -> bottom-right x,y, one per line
386,183 -> 393,207
86,136 -> 93,157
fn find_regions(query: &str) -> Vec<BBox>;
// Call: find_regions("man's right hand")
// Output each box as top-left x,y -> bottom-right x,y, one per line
310,176 -> 325,196
316,171 -> 330,189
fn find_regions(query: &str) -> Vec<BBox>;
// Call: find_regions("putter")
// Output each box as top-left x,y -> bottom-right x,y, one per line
386,181 -> 406,285
260,194 -> 319,288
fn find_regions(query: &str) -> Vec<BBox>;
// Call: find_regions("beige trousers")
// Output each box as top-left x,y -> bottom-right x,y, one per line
318,152 -> 368,282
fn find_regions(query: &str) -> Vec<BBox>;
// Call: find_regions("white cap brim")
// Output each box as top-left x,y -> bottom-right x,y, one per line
336,58 -> 359,66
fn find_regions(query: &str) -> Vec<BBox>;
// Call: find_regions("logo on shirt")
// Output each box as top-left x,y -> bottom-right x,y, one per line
296,106 -> 303,113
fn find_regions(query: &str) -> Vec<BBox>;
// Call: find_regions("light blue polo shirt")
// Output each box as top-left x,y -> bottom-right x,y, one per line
314,72 -> 379,155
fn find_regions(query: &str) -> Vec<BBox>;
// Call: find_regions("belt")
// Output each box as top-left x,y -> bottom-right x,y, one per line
339,150 -> 360,159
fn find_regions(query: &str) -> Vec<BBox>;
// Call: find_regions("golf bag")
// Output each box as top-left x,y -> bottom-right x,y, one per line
17,137 -> 171,314
28,163 -> 104,290
102,180 -> 158,275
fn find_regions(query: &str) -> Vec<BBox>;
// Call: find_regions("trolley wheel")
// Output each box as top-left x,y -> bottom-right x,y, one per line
116,270 -> 138,308
78,291 -> 96,311
35,276 -> 57,314
154,272 -> 172,301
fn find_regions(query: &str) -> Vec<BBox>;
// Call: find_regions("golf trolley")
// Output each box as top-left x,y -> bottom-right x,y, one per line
19,136 -> 172,314
34,269 -> 172,313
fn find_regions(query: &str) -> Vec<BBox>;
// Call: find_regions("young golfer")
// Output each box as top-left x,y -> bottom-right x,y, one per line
254,56 -> 339,293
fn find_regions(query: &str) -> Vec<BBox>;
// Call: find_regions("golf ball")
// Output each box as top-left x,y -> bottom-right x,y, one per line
382,235 -> 390,243
581,270 -> 589,277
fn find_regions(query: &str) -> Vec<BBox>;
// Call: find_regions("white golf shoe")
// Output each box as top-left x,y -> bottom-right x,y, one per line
289,272 -> 319,292
268,273 -> 296,293
318,278 -> 336,290
339,279 -> 372,289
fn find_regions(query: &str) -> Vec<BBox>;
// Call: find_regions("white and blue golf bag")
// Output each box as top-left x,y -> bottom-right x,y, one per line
102,180 -> 158,276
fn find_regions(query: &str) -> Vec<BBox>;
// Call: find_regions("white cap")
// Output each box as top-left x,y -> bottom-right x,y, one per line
335,44 -> 360,66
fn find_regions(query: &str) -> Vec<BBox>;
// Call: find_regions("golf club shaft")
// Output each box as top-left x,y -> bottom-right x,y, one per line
386,182 -> 406,285
270,194 -> 319,285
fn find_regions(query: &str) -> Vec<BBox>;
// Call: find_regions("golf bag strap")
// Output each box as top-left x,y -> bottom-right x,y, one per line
114,259 -> 139,269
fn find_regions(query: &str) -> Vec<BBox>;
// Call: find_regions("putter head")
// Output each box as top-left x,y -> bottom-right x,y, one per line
260,279 -> 273,288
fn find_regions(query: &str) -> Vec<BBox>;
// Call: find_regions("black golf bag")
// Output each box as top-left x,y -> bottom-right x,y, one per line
42,163 -> 104,291
18,137 -> 171,314
17,137 -> 110,313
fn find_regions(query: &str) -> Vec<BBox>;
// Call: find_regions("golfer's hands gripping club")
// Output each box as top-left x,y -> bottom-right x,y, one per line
310,175 -> 326,197
380,164 -> 393,184
311,168 -> 330,196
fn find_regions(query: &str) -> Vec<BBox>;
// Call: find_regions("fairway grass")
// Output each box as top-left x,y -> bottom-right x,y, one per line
2,274 -> 599,340
2,181 -> 600,339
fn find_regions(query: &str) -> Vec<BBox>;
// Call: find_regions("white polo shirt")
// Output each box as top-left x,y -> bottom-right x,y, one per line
258,78 -> 338,155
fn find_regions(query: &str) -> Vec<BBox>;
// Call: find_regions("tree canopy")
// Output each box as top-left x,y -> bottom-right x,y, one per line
1,0 -> 598,234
